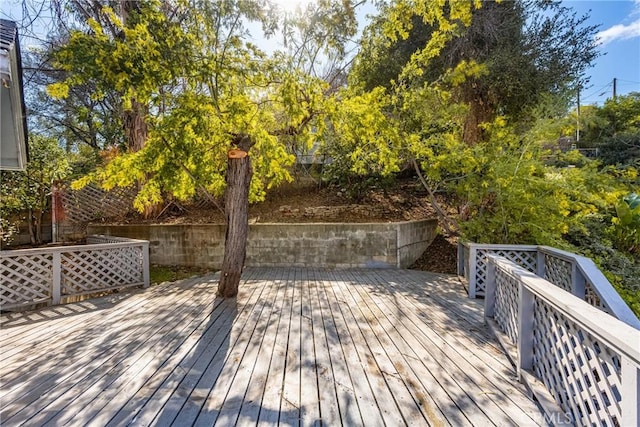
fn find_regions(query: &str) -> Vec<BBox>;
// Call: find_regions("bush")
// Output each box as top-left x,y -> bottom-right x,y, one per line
598,131 -> 640,167
610,193 -> 640,257
566,218 -> 640,317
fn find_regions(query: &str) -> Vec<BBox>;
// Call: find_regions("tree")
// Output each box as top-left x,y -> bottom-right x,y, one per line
599,92 -> 640,134
594,93 -> 640,167
46,0 -> 189,152
562,93 -> 640,165
350,0 -> 600,144
51,0 -> 358,297
23,41 -> 124,153
0,135 -> 71,244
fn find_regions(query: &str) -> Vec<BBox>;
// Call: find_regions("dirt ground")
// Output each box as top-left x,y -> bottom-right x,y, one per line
112,179 -> 437,224
106,178 -> 459,273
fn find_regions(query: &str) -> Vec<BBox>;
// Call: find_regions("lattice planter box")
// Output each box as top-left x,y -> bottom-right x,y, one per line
0,236 -> 149,312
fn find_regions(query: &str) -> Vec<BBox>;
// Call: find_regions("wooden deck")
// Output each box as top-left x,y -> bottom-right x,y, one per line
0,268 -> 545,426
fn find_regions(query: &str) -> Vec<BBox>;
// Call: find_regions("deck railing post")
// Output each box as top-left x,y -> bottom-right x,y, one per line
484,258 -> 497,319
571,264 -> 586,299
468,245 -> 477,298
517,283 -> 535,380
52,251 -> 62,305
621,357 -> 640,427
142,242 -> 150,288
457,241 -> 465,277
536,250 -> 545,278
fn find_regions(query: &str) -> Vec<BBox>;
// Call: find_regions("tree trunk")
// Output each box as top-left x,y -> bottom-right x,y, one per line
218,135 -> 253,298
123,98 -> 148,152
119,0 -> 147,154
123,98 -> 160,218
460,81 -> 495,146
34,209 -> 43,244
27,208 -> 36,245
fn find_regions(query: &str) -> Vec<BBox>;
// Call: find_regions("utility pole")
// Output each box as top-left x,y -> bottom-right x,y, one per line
576,85 -> 580,142
613,77 -> 617,100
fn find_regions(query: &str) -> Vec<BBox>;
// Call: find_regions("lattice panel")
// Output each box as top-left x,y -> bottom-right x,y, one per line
494,269 -> 519,344
474,249 -> 537,296
584,281 -> 612,315
0,254 -> 53,307
544,255 -> 572,291
61,247 -> 143,295
60,183 -> 135,224
533,296 -> 622,426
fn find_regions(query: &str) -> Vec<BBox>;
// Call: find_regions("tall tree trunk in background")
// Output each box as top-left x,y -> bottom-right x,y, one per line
34,209 -> 43,244
119,0 -> 157,218
218,135 -> 254,298
119,0 -> 148,153
122,99 -> 158,217
461,84 -> 495,145
122,99 -> 148,152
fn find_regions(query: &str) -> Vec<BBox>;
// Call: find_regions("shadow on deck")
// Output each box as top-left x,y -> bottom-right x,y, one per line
0,268 -> 545,426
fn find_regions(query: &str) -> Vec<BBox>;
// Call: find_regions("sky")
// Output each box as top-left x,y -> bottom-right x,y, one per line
567,0 -> 640,105
1,0 -> 639,106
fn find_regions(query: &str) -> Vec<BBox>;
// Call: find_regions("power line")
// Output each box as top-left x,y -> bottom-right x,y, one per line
617,78 -> 640,85
581,82 -> 612,101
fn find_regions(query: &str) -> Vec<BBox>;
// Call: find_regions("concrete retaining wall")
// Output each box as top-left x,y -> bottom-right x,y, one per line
87,219 -> 437,269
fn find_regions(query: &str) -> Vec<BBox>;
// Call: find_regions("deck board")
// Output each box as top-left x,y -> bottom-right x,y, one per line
362,270 -> 523,424
1,277 -> 218,423
0,267 -> 545,426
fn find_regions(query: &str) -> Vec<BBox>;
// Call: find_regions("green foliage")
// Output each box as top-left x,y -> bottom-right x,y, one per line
599,92 -> 640,134
0,218 -> 20,245
150,265 -> 215,284
566,218 -> 640,316
611,193 -> 640,256
433,121 -> 617,245
48,1 -> 191,110
56,1 -> 342,211
67,145 -> 104,180
576,93 -> 640,148
322,88 -> 405,176
598,131 -> 640,167
0,135 -> 71,243
351,0 -> 599,140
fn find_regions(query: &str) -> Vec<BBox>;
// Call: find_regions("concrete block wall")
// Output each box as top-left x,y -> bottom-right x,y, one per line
397,219 -> 438,268
88,219 -> 437,269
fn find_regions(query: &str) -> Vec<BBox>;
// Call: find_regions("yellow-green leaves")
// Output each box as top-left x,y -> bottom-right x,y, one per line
46,82 -> 70,99
49,0 -> 188,114
56,0 -> 328,211
383,0 -> 480,83
324,87 -> 404,177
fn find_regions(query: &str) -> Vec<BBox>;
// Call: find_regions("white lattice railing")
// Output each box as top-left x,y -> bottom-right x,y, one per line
458,242 -> 538,298
485,255 -> 640,427
0,235 -> 149,311
458,242 -> 639,328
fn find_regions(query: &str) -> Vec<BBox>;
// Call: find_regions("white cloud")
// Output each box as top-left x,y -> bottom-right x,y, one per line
596,19 -> 640,46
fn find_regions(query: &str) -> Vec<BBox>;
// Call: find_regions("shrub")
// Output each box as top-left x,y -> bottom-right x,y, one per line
611,193 -> 640,257
566,218 -> 640,317
598,131 -> 640,167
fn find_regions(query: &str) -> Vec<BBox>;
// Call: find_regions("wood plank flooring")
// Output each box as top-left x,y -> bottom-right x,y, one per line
0,268 -> 545,426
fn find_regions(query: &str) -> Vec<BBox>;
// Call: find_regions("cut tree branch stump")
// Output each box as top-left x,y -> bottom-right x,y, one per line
218,135 -> 254,298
